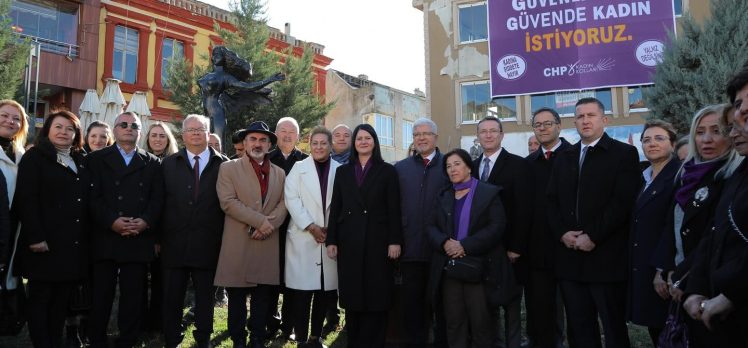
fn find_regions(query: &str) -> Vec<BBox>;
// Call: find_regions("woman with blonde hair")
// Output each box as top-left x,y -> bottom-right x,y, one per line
143,121 -> 178,159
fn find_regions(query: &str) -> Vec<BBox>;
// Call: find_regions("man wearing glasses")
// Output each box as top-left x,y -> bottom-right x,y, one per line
87,111 -> 164,347
525,108 -> 571,348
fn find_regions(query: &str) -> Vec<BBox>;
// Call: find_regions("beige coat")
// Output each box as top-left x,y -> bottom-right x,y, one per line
214,156 -> 287,287
284,157 -> 339,291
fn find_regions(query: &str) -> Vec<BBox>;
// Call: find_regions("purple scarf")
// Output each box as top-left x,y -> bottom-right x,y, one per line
315,159 -> 331,206
675,158 -> 722,208
454,177 -> 479,241
354,158 -> 373,187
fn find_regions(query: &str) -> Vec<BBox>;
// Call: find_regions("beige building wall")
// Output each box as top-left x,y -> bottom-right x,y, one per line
414,0 -> 713,156
324,71 -> 429,162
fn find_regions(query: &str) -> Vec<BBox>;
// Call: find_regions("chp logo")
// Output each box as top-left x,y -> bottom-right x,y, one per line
543,58 -> 616,77
496,54 -> 527,80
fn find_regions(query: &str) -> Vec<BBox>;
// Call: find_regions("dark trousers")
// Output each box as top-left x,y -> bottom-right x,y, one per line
143,256 -> 162,331
227,285 -> 274,346
493,293 -> 521,348
442,276 -> 493,348
27,279 -> 75,348
526,268 -> 562,348
162,266 -> 215,347
88,261 -> 147,348
397,261 -> 430,347
289,289 -> 337,342
324,291 -> 340,329
560,280 -> 630,348
266,286 -> 292,336
346,310 -> 388,348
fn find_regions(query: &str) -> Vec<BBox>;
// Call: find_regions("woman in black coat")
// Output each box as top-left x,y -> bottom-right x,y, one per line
326,124 -> 402,348
627,120 -> 680,344
427,148 -> 506,348
15,110 -> 90,347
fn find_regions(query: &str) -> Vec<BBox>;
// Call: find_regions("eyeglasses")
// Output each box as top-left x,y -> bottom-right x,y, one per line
184,128 -> 207,134
532,121 -> 558,129
117,122 -> 140,130
641,135 -> 669,144
413,132 -> 435,138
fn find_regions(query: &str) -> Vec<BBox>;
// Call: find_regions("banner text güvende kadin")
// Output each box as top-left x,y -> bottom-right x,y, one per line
488,0 -> 676,97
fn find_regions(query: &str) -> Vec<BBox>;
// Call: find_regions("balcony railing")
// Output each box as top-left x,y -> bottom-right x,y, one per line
17,33 -> 80,58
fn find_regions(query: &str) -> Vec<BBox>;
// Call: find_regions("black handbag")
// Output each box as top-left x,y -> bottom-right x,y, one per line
658,300 -> 690,348
0,271 -> 26,336
444,255 -> 485,283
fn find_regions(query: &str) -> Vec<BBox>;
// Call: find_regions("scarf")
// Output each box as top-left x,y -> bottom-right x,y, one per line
56,147 -> 77,173
249,155 -> 270,201
0,137 -> 15,162
675,158 -> 722,208
354,157 -> 373,187
331,149 -> 350,165
454,177 -> 479,241
315,158 -> 331,206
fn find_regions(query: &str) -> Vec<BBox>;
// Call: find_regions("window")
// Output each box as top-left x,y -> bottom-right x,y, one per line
161,38 -> 184,87
10,0 -> 79,54
113,26 -> 139,84
674,0 -> 683,16
461,81 -> 516,123
458,2 -> 487,43
402,121 -> 414,150
530,89 -> 613,116
628,85 -> 653,111
374,114 -> 394,147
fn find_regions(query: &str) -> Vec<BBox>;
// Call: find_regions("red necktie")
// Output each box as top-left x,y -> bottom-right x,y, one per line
544,151 -> 552,160
193,156 -> 200,201
423,158 -> 430,167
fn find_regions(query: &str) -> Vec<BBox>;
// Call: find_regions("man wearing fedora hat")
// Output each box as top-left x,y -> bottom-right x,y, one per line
214,121 -> 288,348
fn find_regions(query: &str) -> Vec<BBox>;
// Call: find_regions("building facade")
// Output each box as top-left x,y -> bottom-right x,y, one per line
413,0 -> 712,156
325,70 -> 428,162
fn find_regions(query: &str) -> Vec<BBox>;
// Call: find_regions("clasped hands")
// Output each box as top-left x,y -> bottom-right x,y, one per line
444,238 -> 465,258
561,230 -> 595,251
684,293 -> 735,331
306,223 -> 327,244
112,217 -> 148,237
250,215 -> 276,240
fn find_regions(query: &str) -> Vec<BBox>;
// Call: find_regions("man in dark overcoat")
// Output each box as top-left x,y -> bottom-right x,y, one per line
161,114 -> 229,348
472,116 -> 531,348
87,111 -> 164,348
546,98 -> 641,348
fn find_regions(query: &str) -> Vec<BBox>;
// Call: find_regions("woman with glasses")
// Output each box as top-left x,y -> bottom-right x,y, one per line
15,110 -> 90,347
326,124 -> 402,348
654,104 -> 743,345
627,120 -> 680,345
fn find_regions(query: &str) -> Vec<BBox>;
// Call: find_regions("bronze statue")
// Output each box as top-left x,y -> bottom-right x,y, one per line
198,46 -> 284,141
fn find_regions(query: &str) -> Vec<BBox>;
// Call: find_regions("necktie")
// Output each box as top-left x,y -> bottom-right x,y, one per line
423,158 -> 430,167
544,151 -> 552,160
579,146 -> 589,171
480,157 -> 490,181
576,146 -> 589,221
193,155 -> 200,201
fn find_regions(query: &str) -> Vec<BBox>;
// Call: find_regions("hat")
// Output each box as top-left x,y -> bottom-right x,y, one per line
238,121 -> 277,144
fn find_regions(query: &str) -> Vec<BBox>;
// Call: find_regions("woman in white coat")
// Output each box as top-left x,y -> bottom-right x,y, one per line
284,126 -> 339,348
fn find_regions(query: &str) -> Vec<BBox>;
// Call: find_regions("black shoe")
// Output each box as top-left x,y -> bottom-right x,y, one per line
320,323 -> 338,338
65,325 -> 82,348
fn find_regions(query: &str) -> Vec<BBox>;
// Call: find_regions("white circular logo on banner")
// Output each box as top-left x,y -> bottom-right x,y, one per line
635,40 -> 665,67
496,54 -> 527,80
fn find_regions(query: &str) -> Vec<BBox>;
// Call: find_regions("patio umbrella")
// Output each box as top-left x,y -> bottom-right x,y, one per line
99,78 -> 125,127
126,91 -> 152,129
78,89 -> 100,131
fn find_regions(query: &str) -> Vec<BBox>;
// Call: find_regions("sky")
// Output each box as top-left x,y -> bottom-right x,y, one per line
203,0 -> 426,93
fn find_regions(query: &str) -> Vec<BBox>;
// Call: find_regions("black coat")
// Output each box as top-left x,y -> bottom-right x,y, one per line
547,133 -> 642,282
686,160 -> 748,343
472,149 -> 532,282
87,144 -> 164,263
427,181 -> 508,308
525,138 -> 572,270
627,157 -> 680,327
652,162 -> 726,282
326,160 -> 402,311
14,141 -> 90,281
269,147 -> 308,175
0,170 -> 9,264
160,147 -> 229,270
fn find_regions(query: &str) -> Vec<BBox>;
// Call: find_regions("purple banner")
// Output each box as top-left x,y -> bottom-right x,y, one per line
488,0 -> 675,97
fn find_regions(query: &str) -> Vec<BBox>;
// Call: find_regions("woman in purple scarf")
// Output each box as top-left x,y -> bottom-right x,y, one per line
426,148 -> 506,348
653,104 -> 743,345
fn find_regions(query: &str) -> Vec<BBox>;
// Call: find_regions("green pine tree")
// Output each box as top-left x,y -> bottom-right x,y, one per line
0,0 -> 31,100
165,0 -> 333,145
646,0 -> 748,134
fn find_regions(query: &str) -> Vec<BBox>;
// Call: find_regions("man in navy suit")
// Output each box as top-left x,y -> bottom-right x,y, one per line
546,98 -> 641,348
